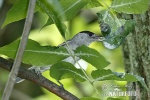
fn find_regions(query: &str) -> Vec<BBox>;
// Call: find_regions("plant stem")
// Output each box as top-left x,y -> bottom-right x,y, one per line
2,0 -> 36,100
65,42 -> 91,82
64,39 -> 102,97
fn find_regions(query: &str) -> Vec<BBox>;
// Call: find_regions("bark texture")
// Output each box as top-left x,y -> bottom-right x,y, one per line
122,6 -> 150,100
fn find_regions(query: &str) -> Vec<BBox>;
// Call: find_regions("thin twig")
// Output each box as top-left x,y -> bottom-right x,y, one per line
2,0 -> 36,100
0,57 -> 79,100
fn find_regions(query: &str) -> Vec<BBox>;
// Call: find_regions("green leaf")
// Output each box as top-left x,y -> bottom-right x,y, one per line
97,12 -> 135,49
91,69 -> 148,91
50,61 -> 87,82
2,0 -> 39,28
103,20 -> 135,49
37,0 -> 66,38
97,11 -> 126,35
43,0 -> 88,28
92,69 -> 137,81
87,0 -> 102,8
0,39 -> 69,66
80,97 -> 100,100
133,75 -> 149,91
111,0 -> 149,14
75,45 -> 110,69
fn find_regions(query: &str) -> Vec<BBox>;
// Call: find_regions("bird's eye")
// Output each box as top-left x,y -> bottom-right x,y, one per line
85,31 -> 94,36
88,32 -> 94,36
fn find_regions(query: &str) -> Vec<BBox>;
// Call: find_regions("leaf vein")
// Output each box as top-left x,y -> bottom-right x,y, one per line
111,0 -> 141,8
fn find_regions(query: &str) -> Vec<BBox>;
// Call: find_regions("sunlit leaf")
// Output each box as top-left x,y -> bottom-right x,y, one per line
97,12 -> 135,49
37,0 -> 66,38
111,0 -> 149,14
0,39 -> 69,66
85,0 -> 102,8
43,0 -> 88,28
50,61 -> 87,82
91,69 -> 148,90
92,69 -> 137,81
102,20 -> 135,49
2,0 -> 39,28
75,45 -> 110,69
97,11 -> 126,35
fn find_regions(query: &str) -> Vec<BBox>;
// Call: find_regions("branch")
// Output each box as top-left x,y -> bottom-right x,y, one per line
2,0 -> 36,99
0,57 -> 79,100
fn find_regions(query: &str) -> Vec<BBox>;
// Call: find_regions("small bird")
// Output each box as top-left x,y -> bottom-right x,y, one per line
16,31 -> 105,83
60,31 -> 104,50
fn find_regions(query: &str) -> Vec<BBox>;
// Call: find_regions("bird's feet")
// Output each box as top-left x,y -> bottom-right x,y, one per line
16,66 -> 50,83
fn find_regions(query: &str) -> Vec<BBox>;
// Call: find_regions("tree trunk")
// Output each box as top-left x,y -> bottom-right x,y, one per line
122,5 -> 150,100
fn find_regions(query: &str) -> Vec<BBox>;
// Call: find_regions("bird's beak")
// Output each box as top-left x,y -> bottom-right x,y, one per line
92,34 -> 105,42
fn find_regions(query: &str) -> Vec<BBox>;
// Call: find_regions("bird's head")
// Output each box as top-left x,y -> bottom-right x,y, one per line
72,31 -> 105,46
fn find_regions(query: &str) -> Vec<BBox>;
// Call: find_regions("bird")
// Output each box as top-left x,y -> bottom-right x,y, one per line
16,31 -> 105,83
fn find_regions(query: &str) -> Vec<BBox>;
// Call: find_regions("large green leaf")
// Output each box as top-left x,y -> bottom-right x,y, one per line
50,61 -> 87,82
2,0 -> 39,28
111,0 -> 149,14
97,10 -> 126,36
91,69 -> 148,90
43,0 -> 88,28
37,0 -> 66,38
92,69 -> 137,81
0,39 -> 69,66
102,20 -> 135,49
75,45 -> 110,69
97,12 -> 135,49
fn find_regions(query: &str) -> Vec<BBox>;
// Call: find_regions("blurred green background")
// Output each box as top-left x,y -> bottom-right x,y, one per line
0,0 -> 127,100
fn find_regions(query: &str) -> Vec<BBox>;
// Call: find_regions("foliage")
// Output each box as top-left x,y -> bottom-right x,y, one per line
111,0 -> 149,14
1,0 -> 39,28
0,0 -> 149,99
75,45 -> 110,69
0,39 -> 69,66
50,61 -> 87,82
97,12 -> 135,49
